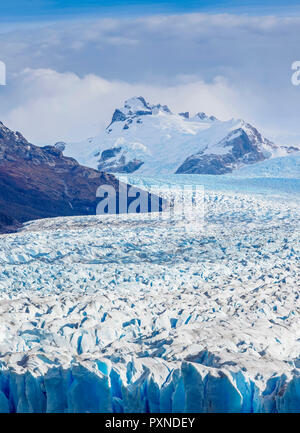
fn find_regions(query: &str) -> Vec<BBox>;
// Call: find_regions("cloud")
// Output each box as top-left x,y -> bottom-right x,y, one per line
0,13 -> 300,144
0,68 -> 240,143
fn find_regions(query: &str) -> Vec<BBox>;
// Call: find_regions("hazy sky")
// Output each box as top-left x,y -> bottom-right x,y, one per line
1,1 -> 300,145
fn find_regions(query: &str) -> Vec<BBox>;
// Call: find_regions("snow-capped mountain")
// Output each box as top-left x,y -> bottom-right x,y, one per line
63,96 -> 297,175
230,153 -> 300,178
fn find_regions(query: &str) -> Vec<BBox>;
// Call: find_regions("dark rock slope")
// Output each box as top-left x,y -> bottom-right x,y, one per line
0,122 -> 148,233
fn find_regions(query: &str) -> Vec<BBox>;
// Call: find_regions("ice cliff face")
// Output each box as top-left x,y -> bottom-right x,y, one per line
1,357 -> 300,413
0,181 -> 299,413
63,97 -> 296,175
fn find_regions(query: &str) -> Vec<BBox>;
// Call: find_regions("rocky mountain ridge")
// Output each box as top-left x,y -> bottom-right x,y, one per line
0,122 -> 126,233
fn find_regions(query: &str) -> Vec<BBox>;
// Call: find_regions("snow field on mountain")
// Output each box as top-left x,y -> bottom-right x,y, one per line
63,96 -> 282,175
64,111 -> 239,173
0,176 -> 299,412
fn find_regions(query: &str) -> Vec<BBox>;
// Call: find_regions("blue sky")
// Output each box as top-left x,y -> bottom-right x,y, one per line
2,0 -> 300,21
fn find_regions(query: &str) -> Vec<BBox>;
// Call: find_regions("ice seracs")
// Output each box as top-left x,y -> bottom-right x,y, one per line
0,176 -> 299,413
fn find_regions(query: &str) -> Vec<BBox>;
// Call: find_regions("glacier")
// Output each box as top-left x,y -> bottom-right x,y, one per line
0,175 -> 299,413
229,153 -> 300,178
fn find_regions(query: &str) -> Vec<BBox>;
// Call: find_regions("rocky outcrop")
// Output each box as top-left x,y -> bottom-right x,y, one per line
97,147 -> 144,173
176,125 -> 277,174
54,141 -> 66,152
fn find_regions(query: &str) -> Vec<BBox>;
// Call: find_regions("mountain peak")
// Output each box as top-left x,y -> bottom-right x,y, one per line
179,112 -> 189,119
124,96 -> 151,112
108,96 -> 173,128
194,112 -> 218,122
124,96 -> 172,115
0,120 -> 29,146
64,97 -> 292,176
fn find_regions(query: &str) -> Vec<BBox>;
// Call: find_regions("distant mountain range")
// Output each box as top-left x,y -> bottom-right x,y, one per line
63,96 -> 298,175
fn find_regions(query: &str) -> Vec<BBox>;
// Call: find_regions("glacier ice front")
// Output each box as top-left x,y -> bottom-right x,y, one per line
1,356 -> 300,413
0,186 -> 299,413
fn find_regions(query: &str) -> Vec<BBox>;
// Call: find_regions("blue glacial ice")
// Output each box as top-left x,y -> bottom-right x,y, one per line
0,177 -> 299,413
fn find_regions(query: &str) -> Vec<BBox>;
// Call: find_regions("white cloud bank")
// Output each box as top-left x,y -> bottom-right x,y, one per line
1,68 -> 241,143
0,13 -> 300,144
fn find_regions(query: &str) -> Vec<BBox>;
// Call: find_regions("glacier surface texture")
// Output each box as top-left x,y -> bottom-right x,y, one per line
0,176 -> 299,413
